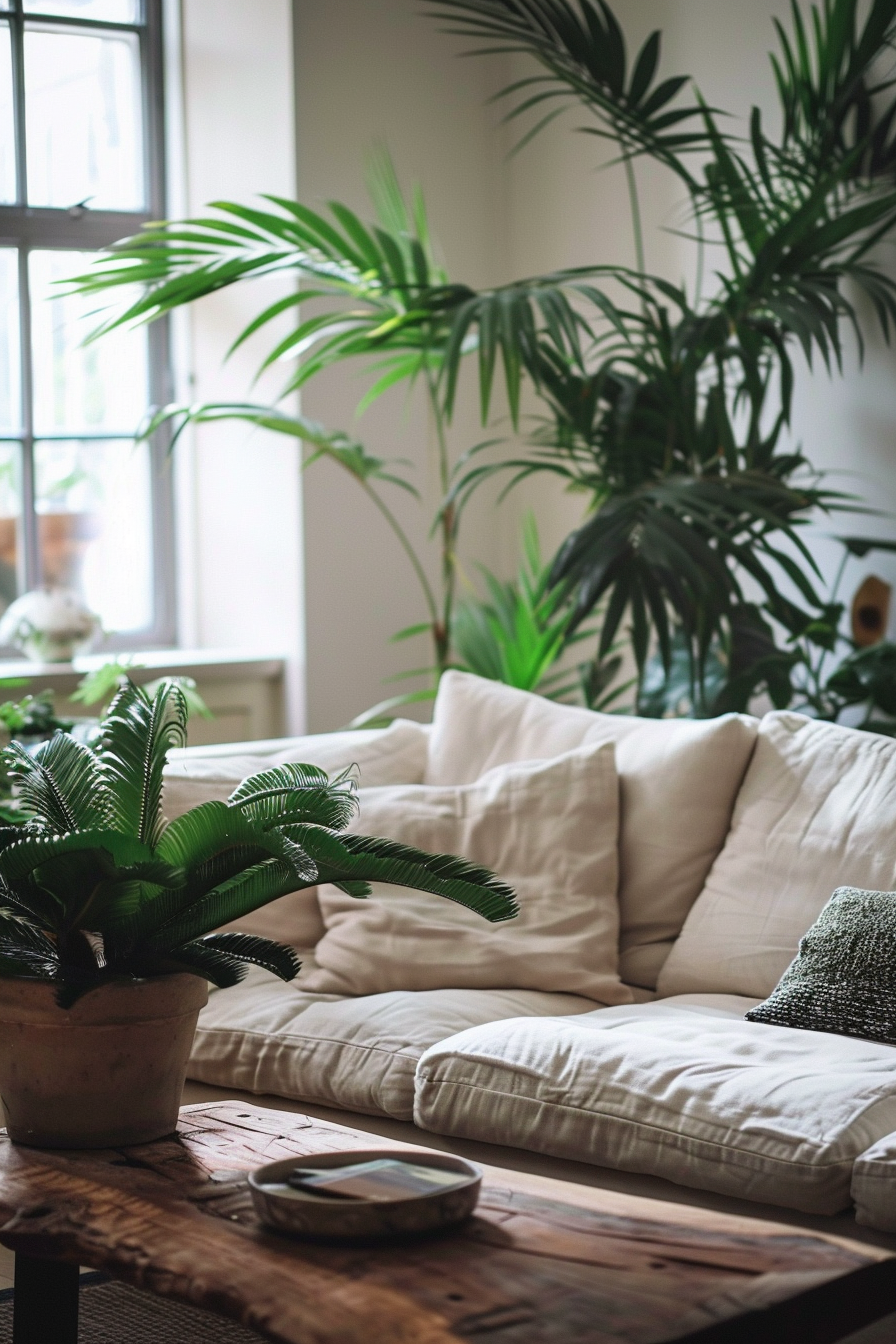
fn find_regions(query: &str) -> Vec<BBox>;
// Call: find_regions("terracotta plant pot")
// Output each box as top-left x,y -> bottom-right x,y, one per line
0,974 -> 208,1149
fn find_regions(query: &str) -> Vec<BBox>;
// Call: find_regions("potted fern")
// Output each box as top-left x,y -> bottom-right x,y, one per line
0,679 -> 516,1149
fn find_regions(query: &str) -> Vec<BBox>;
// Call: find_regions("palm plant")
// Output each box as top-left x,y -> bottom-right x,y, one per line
0,679 -> 516,1006
423,0 -> 896,705
68,0 -> 896,713
68,151 -> 589,686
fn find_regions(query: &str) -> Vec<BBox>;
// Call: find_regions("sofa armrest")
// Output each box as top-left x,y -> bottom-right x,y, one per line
852,1134 -> 896,1231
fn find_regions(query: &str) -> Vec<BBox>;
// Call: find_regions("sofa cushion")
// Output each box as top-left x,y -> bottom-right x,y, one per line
658,713 -> 896,1000
413,997 -> 896,1214
303,742 -> 629,1003
425,671 -> 758,988
746,886 -> 896,1045
852,1133 -> 896,1231
163,719 -> 429,947
188,964 -> 596,1120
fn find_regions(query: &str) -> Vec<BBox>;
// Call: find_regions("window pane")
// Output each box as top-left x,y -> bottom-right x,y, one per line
36,438 -> 152,631
24,25 -> 143,210
0,25 -> 15,204
23,1 -> 141,20
0,442 -> 22,617
30,250 -> 148,437
0,251 -> 19,433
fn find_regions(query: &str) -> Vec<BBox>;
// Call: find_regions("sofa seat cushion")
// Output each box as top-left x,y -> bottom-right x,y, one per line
852,1133 -> 896,1231
425,672 -> 758,989
188,964 -> 597,1121
414,997 -> 896,1214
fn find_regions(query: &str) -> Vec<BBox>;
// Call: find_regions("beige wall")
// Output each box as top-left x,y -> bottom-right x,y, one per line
174,0 -> 305,730
293,0 -> 522,730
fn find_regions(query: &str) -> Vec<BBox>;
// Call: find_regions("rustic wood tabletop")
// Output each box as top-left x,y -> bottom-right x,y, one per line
0,1099 -> 893,1344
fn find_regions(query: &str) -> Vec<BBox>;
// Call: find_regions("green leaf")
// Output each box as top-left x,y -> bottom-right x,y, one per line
146,857 -> 304,949
193,932 -> 301,982
288,824 -> 518,923
156,800 -> 317,887
228,762 -> 359,831
3,734 -> 113,833
98,680 -> 188,847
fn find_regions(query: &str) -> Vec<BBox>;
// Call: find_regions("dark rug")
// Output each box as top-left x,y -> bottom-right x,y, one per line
0,1273 -> 266,1341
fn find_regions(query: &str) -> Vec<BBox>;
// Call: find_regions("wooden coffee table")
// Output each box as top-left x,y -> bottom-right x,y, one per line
0,1100 -> 894,1343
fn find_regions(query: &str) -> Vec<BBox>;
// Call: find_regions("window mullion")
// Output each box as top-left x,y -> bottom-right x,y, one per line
16,245 -> 38,592
10,1 -> 26,207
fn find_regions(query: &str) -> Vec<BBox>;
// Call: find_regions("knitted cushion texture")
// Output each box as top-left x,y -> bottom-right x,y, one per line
746,886 -> 896,1044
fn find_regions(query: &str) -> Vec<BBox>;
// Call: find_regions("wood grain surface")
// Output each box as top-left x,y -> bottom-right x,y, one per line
0,1100 -> 892,1344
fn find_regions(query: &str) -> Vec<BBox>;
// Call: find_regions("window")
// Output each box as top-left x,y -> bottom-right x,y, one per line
0,0 -> 172,649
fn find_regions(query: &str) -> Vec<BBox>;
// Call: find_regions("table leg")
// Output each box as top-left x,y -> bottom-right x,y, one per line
12,1253 -> 79,1344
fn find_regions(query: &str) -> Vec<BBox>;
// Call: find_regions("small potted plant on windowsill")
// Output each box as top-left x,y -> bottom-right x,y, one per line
0,679 -> 516,1149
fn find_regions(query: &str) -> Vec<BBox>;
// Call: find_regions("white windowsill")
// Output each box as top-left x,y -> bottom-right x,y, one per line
0,648 -> 287,688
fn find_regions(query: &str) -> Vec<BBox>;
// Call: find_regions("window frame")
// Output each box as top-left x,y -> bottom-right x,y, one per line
0,0 -> 175,651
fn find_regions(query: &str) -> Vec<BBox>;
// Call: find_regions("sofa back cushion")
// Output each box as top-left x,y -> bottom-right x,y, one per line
425,672 -> 758,988
658,713 -> 896,1000
302,741 -> 630,1003
163,719 -> 429,948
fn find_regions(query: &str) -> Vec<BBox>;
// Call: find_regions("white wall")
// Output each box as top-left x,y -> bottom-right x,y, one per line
293,0 -> 519,731
174,0 -> 306,730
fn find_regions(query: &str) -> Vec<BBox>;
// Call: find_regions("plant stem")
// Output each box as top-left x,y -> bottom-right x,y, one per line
355,474 -> 439,631
427,367 -> 456,677
624,154 -> 646,276
694,208 -> 705,308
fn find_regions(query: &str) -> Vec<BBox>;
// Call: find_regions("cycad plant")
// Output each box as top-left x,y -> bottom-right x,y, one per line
0,679 -> 516,1006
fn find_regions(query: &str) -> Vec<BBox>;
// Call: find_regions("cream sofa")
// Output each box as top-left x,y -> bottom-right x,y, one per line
163,672 -> 896,1237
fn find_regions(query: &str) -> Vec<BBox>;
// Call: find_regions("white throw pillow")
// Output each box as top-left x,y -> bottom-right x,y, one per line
163,719 -> 429,948
425,672 -> 758,987
301,741 -> 630,1003
659,713 -> 896,1000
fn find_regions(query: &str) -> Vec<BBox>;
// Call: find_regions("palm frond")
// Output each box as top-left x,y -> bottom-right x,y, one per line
194,932 -> 301,982
144,858 -> 303,949
98,680 -> 188,847
155,799 -> 317,887
228,762 -> 358,830
3,734 -> 113,833
289,824 -> 518,923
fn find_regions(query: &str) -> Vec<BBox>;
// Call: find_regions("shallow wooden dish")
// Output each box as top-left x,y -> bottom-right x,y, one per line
248,1147 -> 481,1241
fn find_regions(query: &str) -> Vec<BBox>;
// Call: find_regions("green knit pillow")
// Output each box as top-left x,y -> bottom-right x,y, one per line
745,887 -> 896,1045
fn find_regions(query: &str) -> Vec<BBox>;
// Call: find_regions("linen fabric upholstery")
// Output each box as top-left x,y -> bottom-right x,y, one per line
189,964 -> 596,1120
302,742 -> 630,1003
425,671 -> 758,987
852,1132 -> 896,1231
745,887 -> 896,1045
659,714 -> 896,1000
163,719 -> 429,947
413,996 -> 896,1214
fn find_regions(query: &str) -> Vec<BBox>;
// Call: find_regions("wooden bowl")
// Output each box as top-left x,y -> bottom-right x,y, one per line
248,1147 -> 481,1241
